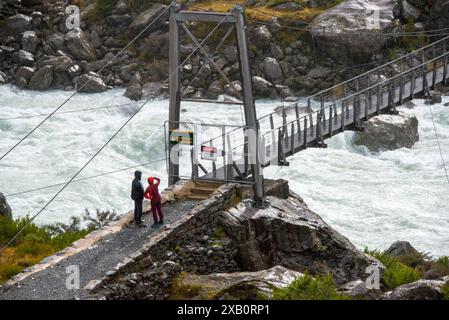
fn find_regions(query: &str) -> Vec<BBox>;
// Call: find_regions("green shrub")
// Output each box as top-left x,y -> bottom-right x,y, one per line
270,273 -> 350,300
365,248 -> 421,289
0,265 -> 23,279
96,0 -> 118,16
442,283 -> 449,300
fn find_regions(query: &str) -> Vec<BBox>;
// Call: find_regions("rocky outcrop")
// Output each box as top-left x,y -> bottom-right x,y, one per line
382,279 -> 448,300
0,192 -> 13,219
309,0 -> 395,64
427,0 -> 449,30
352,112 -> 419,152
386,241 -> 420,258
219,193 -> 382,285
173,266 -> 303,300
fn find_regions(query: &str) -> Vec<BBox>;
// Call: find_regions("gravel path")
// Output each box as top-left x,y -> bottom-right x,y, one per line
0,200 -> 198,300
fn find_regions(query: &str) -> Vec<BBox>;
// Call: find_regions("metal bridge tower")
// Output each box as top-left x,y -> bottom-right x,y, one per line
167,2 -> 265,206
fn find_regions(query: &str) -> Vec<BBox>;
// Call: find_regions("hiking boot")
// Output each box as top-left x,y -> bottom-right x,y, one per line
158,220 -> 164,225
138,223 -> 146,228
151,223 -> 159,228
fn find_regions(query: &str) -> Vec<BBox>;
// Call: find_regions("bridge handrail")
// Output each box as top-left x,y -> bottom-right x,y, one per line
258,50 -> 449,142
257,35 -> 449,123
199,36 -> 449,151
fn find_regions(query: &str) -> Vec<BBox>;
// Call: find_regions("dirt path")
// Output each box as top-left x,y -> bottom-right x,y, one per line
0,200 -> 198,300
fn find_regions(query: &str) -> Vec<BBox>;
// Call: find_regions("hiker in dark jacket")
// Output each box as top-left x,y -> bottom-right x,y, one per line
131,170 -> 145,227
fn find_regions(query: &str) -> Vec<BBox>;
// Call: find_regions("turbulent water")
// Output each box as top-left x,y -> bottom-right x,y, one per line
1,85 -> 448,256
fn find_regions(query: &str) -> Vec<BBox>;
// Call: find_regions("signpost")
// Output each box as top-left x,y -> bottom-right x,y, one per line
169,130 -> 194,146
201,146 -> 218,161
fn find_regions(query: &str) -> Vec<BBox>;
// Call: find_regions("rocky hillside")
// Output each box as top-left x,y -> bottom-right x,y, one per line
0,0 -> 448,100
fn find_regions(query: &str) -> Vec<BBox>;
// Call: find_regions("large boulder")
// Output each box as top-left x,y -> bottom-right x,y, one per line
382,279 -> 447,300
386,241 -> 420,258
15,66 -> 35,82
65,31 -> 97,61
22,31 -> 40,54
13,50 -> 34,66
0,192 -> 12,219
173,266 -> 303,300
252,26 -> 272,49
3,14 -> 32,36
219,193 -> 382,285
352,112 -> 419,152
124,84 -> 142,101
76,72 -> 108,93
263,57 -> 283,81
309,0 -> 395,64
28,65 -> 53,90
129,4 -> 169,36
252,76 -> 274,97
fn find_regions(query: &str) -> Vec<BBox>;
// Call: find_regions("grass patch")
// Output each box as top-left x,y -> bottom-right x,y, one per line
268,273 -> 350,300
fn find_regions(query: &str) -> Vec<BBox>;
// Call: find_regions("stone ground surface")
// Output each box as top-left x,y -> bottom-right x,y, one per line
0,200 -> 198,300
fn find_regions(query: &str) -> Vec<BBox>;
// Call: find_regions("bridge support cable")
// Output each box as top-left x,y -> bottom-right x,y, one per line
0,4 -> 173,162
428,105 -> 449,189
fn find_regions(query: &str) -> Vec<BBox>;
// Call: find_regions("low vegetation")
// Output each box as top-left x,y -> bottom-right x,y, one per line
0,210 -> 117,284
268,273 -> 350,300
364,248 -> 449,290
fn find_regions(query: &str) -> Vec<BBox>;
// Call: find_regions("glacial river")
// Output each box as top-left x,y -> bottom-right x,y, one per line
0,85 -> 448,256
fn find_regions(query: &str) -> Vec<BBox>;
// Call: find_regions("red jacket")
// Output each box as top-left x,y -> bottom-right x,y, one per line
144,177 -> 161,202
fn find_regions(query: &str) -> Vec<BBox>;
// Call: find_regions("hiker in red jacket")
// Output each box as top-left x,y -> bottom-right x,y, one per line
144,177 -> 164,227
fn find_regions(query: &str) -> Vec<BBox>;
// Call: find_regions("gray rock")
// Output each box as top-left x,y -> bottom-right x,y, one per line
220,194 -> 383,284
65,31 -> 97,61
253,26 -> 272,49
106,14 -> 132,27
15,66 -> 35,82
89,31 -> 102,49
338,279 -> 369,297
22,31 -> 40,54
270,44 -> 284,60
129,4 -> 169,36
206,80 -> 223,99
353,112 -> 419,152
87,60 -> 108,72
76,72 -> 108,93
13,50 -> 34,66
223,46 -> 238,64
142,82 -> 164,99
38,56 -> 74,71
427,0 -> 449,30
47,33 -> 67,52
29,65 -> 53,90
425,91 -> 442,105
124,84 -> 142,101
386,241 -> 420,258
224,80 -> 242,97
175,266 -> 303,299
16,76 -> 27,89
252,76 -> 273,97
383,279 -> 446,300
401,1 -> 421,22
120,63 -> 139,82
0,71 -> 8,84
114,0 -> 130,14
0,193 -> 12,219
273,2 -> 303,11
3,14 -> 32,35
263,57 -> 283,81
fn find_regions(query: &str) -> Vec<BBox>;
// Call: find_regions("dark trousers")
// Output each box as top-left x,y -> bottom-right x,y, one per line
134,200 -> 143,224
151,201 -> 163,223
